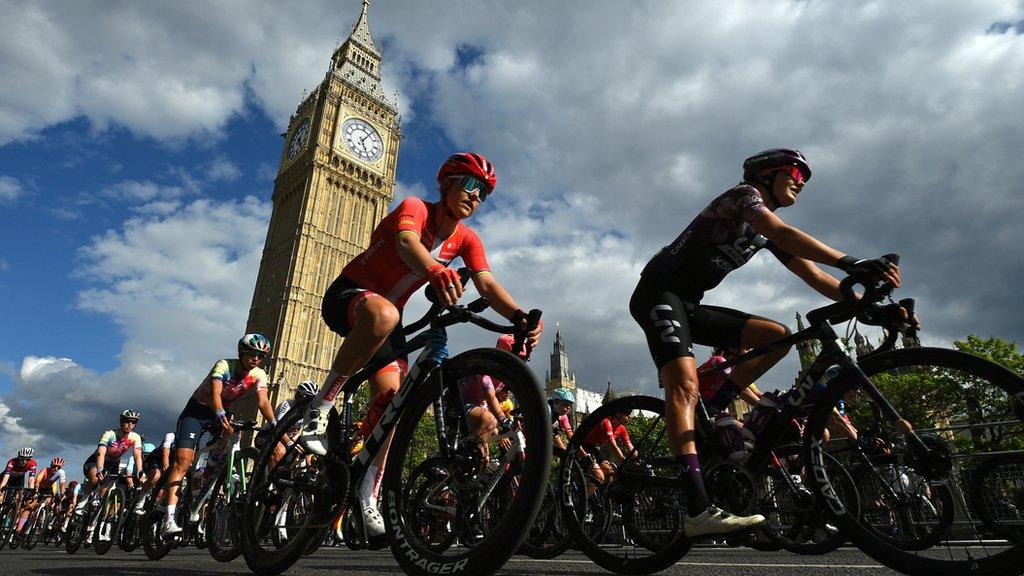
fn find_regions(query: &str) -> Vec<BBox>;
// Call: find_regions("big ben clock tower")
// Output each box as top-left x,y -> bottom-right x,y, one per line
244,0 -> 400,411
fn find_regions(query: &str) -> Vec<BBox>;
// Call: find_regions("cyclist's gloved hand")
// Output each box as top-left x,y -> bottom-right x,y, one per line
427,264 -> 462,306
96,470 -> 106,482
499,417 -> 515,433
837,255 -> 894,276
215,409 -> 231,428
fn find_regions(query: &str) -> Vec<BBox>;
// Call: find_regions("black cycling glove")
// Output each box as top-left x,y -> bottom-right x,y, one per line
837,255 -> 894,276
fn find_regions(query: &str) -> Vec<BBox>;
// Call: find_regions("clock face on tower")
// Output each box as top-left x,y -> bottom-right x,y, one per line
287,117 -> 311,160
341,117 -> 384,163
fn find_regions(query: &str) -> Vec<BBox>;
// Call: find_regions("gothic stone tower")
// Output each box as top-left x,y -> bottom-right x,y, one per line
245,1 -> 400,410
545,326 -> 577,396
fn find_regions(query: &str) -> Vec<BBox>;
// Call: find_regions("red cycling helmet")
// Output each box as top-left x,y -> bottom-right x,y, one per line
436,152 -> 498,192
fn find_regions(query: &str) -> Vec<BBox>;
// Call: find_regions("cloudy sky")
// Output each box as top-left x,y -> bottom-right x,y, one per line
1,0 -> 1022,471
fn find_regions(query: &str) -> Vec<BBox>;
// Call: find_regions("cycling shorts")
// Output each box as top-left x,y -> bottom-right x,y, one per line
629,272 -> 753,370
582,444 -> 607,463
1,472 -> 32,489
175,397 -> 224,452
82,456 -> 120,478
322,275 -> 408,375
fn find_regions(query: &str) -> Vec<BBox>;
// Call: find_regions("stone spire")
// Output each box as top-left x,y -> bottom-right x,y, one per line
794,311 -> 819,370
349,0 -> 380,56
545,322 -> 576,394
602,377 -> 617,404
329,0 -> 394,112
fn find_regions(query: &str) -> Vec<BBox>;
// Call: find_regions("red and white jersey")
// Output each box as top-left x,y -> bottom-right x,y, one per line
341,197 -> 491,309
3,458 -> 37,476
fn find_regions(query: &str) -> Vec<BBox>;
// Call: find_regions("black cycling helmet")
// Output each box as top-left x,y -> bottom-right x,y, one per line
742,148 -> 812,182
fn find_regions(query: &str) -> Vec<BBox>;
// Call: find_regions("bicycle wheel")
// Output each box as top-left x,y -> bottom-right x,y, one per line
849,459 -> 954,551
753,443 -> 854,555
402,456 -> 459,553
118,497 -> 142,553
64,510 -> 87,555
970,452 -> 1024,543
240,398 -> 346,575
806,346 -> 1024,576
561,395 -> 691,575
93,485 -> 125,555
22,507 -> 45,550
207,447 -> 258,562
518,478 -> 576,559
142,475 -> 182,560
381,347 -> 551,576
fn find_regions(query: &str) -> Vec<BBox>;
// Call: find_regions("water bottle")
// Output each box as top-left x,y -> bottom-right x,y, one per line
714,411 -> 748,462
744,391 -> 781,438
423,327 -> 449,367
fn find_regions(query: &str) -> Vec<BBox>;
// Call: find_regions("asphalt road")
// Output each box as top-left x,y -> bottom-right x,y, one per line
0,546 -> 903,576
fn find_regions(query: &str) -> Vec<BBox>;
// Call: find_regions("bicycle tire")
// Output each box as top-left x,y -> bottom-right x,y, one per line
518,479 -> 576,559
22,507 -> 45,550
969,452 -> 1024,543
382,347 -> 551,576
241,399 -> 344,575
142,474 -> 181,560
561,395 -> 692,575
207,447 -> 259,562
753,443 -> 853,555
93,484 -> 125,555
64,511 -> 87,555
849,461 -> 954,551
806,346 -> 1024,576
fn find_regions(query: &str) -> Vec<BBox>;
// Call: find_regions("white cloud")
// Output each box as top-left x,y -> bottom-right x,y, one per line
2,1 -> 1023,447
0,175 -> 24,203
0,196 -> 272,463
205,155 -> 242,182
100,179 -> 187,203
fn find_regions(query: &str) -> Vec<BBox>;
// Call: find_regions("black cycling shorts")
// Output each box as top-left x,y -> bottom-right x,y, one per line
629,272 -> 752,371
322,275 -> 408,370
174,397 -> 223,452
82,455 -> 120,478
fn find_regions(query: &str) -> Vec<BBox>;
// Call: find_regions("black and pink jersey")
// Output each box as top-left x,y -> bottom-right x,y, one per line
642,185 -> 793,301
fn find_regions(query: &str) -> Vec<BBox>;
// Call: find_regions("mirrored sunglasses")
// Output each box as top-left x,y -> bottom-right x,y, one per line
450,175 -> 491,202
779,165 -> 807,184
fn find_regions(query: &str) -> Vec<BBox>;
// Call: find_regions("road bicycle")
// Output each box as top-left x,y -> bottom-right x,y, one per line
240,272 -> 550,576
0,486 -> 26,550
563,256 -> 1024,576
140,419 -> 260,560
64,467 -> 132,555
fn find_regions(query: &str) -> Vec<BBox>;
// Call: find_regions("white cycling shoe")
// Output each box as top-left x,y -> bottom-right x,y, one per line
161,516 -> 183,537
362,505 -> 385,538
134,498 -> 147,515
298,401 -> 332,456
684,506 -> 765,538
98,523 -> 112,542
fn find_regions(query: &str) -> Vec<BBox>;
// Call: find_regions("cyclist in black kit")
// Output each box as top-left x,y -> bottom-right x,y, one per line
630,148 -> 902,538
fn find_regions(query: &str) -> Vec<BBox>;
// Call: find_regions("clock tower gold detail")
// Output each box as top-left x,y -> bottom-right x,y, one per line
242,0 -> 401,414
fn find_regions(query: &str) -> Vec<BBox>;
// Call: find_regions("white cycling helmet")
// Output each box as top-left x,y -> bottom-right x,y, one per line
297,380 -> 319,398
18,447 -> 34,458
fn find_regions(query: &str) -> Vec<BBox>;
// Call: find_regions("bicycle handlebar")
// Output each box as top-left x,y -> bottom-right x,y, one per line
404,267 -> 542,360
806,253 -> 917,348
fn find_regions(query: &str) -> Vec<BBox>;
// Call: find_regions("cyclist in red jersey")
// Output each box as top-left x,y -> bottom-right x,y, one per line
298,152 -> 543,538
0,447 -> 37,510
630,148 -> 906,538
582,411 -> 635,485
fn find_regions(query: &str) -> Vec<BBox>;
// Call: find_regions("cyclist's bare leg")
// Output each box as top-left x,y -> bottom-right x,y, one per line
301,295 -> 400,457
320,296 -> 400,402
164,447 -> 195,508
726,318 -> 791,388
661,356 -> 700,456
